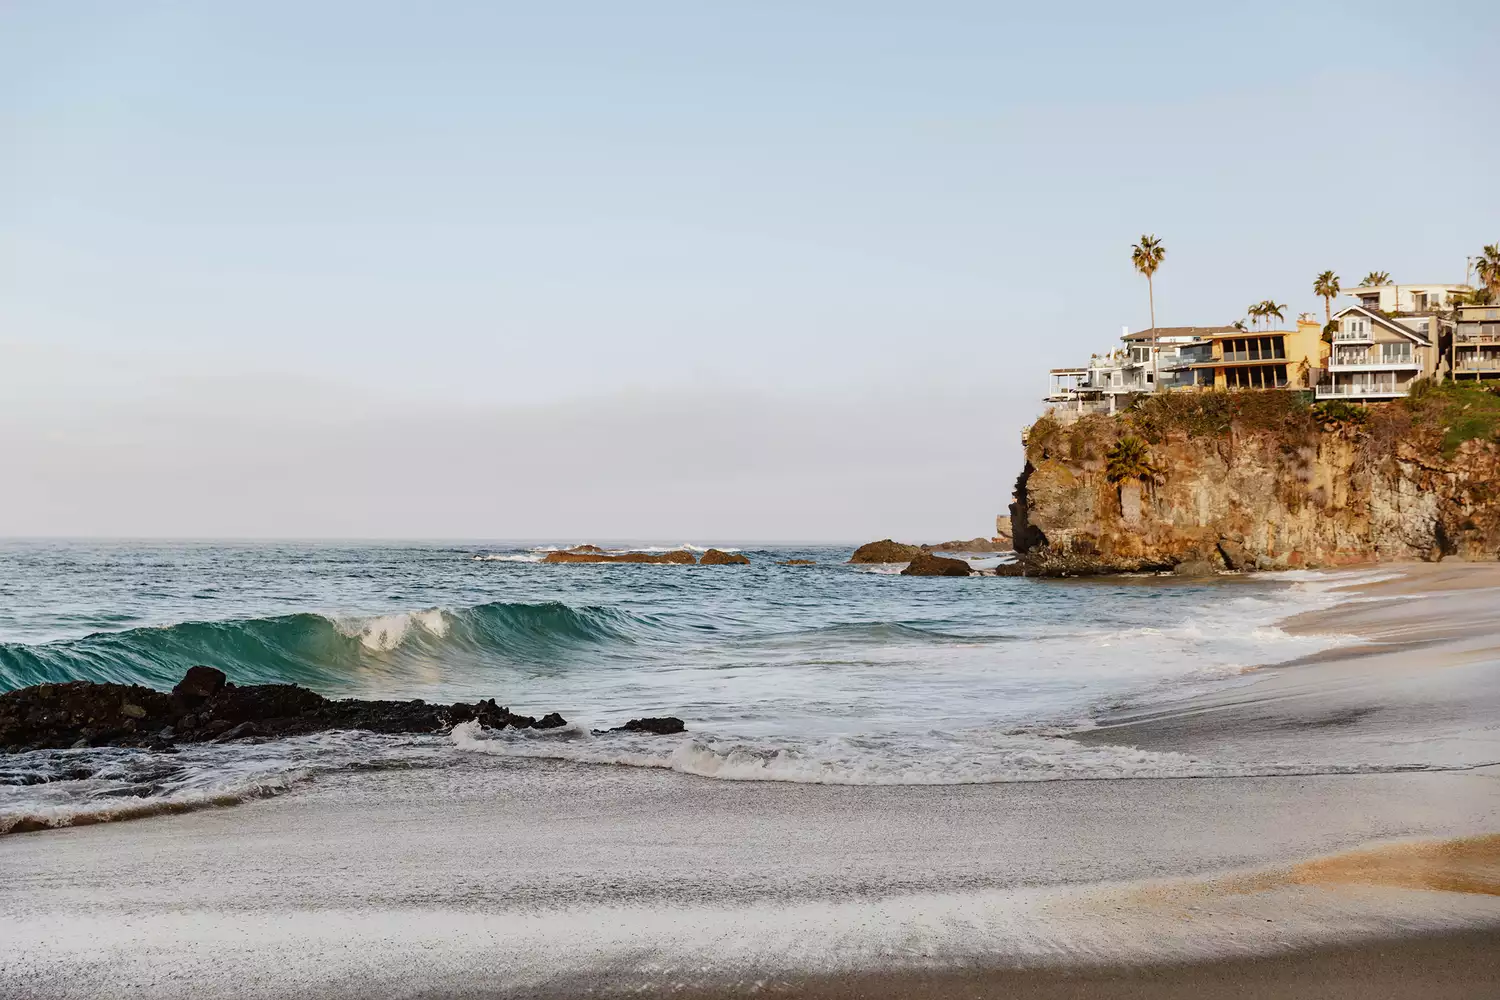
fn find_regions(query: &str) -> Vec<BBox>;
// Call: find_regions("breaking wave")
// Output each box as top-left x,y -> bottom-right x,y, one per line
0,602 -> 664,694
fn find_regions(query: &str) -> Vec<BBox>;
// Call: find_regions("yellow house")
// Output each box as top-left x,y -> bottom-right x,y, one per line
1190,319 -> 1326,389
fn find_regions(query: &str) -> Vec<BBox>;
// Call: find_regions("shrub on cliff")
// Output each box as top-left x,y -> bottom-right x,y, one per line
1128,390 -> 1314,443
1401,380 -> 1500,456
1312,400 -> 1369,431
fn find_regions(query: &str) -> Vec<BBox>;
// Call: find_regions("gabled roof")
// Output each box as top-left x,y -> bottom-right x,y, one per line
1122,326 -> 1235,342
1333,305 -> 1432,346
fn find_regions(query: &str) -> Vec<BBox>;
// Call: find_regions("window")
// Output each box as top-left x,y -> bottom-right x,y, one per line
1224,364 -> 1288,388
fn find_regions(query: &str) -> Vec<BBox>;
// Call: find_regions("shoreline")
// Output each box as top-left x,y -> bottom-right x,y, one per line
4,561 -> 1500,997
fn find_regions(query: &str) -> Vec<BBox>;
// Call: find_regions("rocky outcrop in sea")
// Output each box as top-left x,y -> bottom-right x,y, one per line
0,666 -> 569,753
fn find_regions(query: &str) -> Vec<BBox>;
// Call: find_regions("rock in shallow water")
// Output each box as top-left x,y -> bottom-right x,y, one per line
900,552 -> 974,577
0,669 -> 572,753
596,717 -> 687,735
848,539 -> 923,563
698,548 -> 749,565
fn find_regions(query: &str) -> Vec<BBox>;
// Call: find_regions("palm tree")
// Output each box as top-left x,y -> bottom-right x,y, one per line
1247,303 -> 1266,330
1264,301 -> 1287,329
1131,235 -> 1167,386
1231,319 -> 1247,331
1360,271 -> 1391,287
1106,436 -> 1158,486
1476,245 -> 1500,299
1313,270 -> 1341,326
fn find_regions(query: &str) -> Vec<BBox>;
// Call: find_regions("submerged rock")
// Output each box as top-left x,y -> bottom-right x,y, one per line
542,549 -> 697,565
849,539 -> 923,563
699,548 -> 750,565
900,552 -> 974,577
0,669 -> 570,753
778,559 -> 816,566
597,717 -> 686,735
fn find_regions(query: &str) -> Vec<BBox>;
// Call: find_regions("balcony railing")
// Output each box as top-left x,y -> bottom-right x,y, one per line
1457,356 -> 1500,372
1457,327 -> 1500,344
1315,380 -> 1414,398
1218,351 -> 1287,362
1332,330 -> 1373,342
1331,350 -> 1416,368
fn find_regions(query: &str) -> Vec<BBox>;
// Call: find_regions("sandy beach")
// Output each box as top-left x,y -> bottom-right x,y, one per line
4,563 -> 1500,998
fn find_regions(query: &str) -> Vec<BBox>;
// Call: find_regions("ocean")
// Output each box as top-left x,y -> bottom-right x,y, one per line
1,539 -> 1361,833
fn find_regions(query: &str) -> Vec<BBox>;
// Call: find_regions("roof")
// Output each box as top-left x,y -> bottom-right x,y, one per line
1048,367 -> 1088,375
1122,326 -> 1236,342
1332,305 -> 1433,345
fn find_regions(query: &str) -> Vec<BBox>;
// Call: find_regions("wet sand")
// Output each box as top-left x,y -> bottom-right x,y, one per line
5,562 -> 1500,998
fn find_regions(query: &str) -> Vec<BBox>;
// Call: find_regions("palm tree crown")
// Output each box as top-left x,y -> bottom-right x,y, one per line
1105,436 -> 1158,486
1264,301 -> 1287,328
1476,245 -> 1500,297
1361,271 -> 1391,287
1313,270 -> 1340,325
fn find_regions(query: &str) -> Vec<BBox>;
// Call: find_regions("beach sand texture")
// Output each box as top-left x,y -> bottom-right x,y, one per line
3,563 -> 1500,998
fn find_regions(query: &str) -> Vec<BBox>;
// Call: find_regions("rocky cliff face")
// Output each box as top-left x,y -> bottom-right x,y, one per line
1009,387 -> 1500,574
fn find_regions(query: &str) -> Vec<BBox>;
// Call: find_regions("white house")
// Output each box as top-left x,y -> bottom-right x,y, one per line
1319,305 -> 1436,400
1348,282 -> 1472,314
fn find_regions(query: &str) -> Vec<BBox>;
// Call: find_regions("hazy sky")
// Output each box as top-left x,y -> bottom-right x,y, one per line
4,2 -> 1497,540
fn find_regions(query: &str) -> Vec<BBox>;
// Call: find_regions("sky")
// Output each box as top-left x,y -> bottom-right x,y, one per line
3,1 -> 1498,540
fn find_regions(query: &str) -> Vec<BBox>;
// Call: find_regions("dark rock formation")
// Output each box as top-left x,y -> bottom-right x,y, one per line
543,548 -> 697,564
1,669 -> 569,753
901,552 -> 974,577
699,548 -> 750,565
597,717 -> 686,735
849,539 -> 923,563
923,537 -> 1009,553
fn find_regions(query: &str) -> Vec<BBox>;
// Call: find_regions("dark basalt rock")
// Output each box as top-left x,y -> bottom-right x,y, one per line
900,552 -> 974,577
0,670 -> 570,753
698,548 -> 750,565
596,717 -> 686,735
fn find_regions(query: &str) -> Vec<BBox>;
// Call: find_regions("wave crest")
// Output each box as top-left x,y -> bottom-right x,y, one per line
0,601 -> 657,693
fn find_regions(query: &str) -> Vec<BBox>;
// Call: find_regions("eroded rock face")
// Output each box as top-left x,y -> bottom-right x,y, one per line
849,539 -> 923,563
1009,402 -> 1500,575
699,549 -> 750,565
901,552 -> 974,577
0,670 -> 571,753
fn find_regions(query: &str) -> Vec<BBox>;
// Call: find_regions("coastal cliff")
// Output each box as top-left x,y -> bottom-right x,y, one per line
1010,385 -> 1500,574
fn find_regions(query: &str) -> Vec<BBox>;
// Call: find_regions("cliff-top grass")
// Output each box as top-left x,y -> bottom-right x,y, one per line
1403,381 -> 1500,456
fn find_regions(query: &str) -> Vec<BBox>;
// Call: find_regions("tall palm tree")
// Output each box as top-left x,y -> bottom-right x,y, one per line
1313,270 -> 1341,326
1360,271 -> 1391,287
1264,301 -> 1287,328
1131,235 -> 1166,386
1476,245 -> 1500,299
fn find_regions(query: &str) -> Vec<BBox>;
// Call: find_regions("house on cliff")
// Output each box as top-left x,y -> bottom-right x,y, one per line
1045,327 -> 1228,417
1453,302 -> 1500,383
1350,281 -> 1471,314
1184,319 -> 1326,390
1320,305 -> 1437,400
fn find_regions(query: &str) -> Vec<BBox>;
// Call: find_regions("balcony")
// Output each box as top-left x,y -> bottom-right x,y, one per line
1456,355 -> 1500,372
1315,380 -> 1415,399
1332,329 -> 1373,344
1457,327 -> 1500,345
1328,350 -> 1418,370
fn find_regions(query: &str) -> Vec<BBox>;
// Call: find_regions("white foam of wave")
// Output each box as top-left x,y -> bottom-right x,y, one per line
333,609 -> 449,651
451,722 -> 1414,785
472,553 -> 544,563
